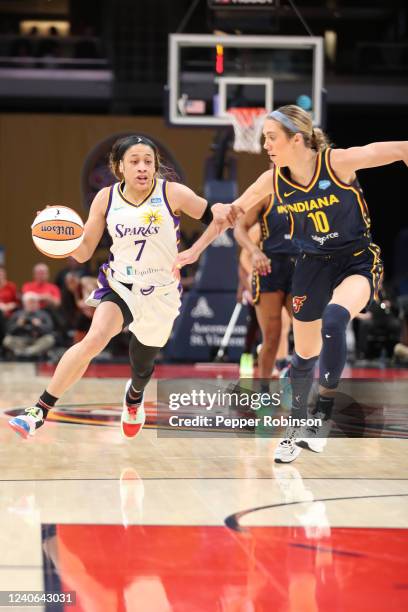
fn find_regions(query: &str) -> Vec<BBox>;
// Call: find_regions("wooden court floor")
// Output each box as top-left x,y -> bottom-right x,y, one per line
0,362 -> 407,611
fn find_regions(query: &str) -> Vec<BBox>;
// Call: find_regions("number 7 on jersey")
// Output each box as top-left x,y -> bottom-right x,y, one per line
134,239 -> 146,261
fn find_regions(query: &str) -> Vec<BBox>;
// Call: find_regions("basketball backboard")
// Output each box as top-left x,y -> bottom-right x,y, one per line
167,34 -> 324,128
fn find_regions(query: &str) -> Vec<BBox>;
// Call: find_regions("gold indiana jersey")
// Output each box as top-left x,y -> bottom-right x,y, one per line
273,148 -> 372,254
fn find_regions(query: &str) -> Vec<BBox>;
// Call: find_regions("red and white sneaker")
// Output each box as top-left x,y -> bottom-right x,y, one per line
121,379 -> 146,439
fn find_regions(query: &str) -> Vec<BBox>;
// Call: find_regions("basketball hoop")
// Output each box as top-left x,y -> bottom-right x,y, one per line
227,107 -> 268,154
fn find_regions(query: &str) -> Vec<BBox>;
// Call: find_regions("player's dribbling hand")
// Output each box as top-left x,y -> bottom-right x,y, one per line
211,203 -> 243,234
251,248 -> 271,276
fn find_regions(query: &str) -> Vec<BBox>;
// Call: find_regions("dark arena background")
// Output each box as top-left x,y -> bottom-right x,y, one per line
0,1 -> 407,610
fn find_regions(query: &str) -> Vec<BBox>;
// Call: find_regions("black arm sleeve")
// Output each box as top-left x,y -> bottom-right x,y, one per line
199,202 -> 213,226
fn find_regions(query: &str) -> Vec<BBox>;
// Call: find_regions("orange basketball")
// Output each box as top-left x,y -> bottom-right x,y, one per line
31,206 -> 84,259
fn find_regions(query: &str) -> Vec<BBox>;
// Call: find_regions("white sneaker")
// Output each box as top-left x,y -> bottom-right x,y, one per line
297,413 -> 332,453
9,407 -> 45,439
274,427 -> 302,463
121,379 -> 146,439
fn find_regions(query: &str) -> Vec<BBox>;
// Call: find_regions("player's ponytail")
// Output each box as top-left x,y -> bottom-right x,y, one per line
311,127 -> 329,152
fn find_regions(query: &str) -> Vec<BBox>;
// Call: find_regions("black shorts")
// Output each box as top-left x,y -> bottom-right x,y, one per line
291,243 -> 383,322
100,290 -> 133,328
252,254 -> 296,305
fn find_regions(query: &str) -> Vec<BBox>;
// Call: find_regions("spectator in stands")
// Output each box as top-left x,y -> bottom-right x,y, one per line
3,293 -> 55,359
22,263 -> 61,309
354,296 -> 400,360
54,257 -> 90,291
0,265 -> 18,347
61,272 -> 97,343
23,263 -> 64,336
0,265 -> 19,318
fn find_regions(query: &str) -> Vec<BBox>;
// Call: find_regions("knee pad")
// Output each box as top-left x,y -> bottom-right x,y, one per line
321,304 -> 350,340
319,304 -> 350,389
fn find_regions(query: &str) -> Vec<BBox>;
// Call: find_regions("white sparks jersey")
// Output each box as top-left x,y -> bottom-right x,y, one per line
105,179 -> 180,286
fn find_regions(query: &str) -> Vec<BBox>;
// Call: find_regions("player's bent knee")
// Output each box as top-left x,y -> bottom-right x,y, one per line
321,304 -> 350,338
80,329 -> 113,356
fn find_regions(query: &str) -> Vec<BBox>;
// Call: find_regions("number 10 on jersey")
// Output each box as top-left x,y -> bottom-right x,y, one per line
307,211 -> 330,233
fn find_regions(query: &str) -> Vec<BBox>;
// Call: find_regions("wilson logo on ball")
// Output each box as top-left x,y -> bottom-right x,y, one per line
32,222 -> 82,240
41,224 -> 75,236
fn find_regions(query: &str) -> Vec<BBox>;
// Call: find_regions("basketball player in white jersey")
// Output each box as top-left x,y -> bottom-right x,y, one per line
9,135 -> 241,439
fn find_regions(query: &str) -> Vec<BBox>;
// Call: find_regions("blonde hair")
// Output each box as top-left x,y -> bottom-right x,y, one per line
272,105 -> 330,152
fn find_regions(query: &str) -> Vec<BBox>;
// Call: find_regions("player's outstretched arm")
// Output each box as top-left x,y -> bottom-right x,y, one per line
172,172 -> 273,272
71,187 -> 109,263
331,141 -> 408,179
220,169 -> 274,215
166,182 -> 242,232
173,221 -> 220,272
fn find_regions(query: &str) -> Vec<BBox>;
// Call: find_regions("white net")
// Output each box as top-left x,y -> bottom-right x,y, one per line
227,107 -> 268,154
